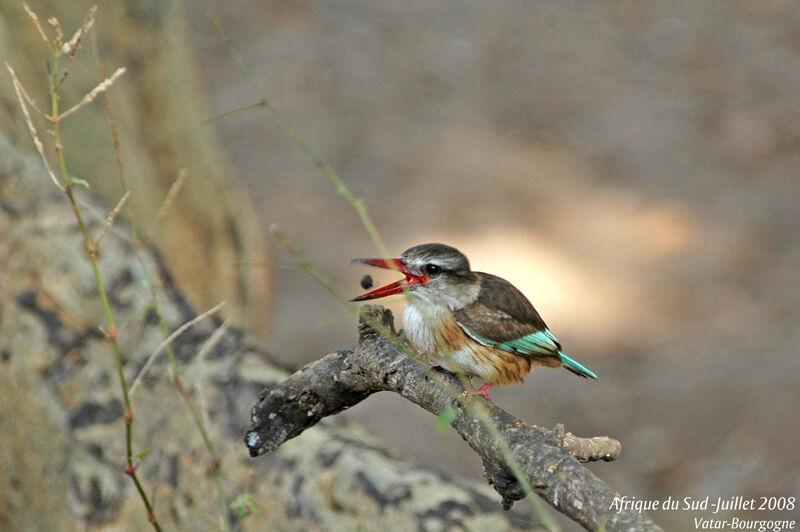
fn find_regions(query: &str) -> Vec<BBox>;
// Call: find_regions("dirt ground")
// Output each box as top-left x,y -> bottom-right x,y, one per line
189,2 -> 800,529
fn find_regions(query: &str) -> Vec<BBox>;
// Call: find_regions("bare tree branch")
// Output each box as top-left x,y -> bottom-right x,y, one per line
246,306 -> 661,531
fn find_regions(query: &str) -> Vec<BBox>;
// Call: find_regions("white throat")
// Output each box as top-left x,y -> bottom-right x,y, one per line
401,281 -> 479,357
405,280 -> 479,311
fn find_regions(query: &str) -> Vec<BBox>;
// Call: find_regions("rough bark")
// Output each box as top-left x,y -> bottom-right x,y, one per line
247,311 -> 662,531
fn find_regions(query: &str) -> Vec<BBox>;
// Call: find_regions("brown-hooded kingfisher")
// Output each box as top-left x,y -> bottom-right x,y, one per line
352,243 -> 597,399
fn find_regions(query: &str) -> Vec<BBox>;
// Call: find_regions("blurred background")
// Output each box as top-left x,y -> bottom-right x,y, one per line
3,1 -> 799,530
189,2 -> 800,529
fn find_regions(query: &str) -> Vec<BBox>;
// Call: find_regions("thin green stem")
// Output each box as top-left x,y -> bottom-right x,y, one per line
269,225 -> 406,355
209,15 -> 557,528
48,48 -> 161,532
92,30 -> 231,528
268,224 -> 350,305
270,225 -> 559,529
208,14 -> 390,260
202,101 -> 266,124
174,375 -> 230,531
457,375 -> 561,531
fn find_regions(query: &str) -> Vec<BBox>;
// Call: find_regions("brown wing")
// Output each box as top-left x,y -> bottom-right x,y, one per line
455,274 -> 598,378
453,273 -> 562,358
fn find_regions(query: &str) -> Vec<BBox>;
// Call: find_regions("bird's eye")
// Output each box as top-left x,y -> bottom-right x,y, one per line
423,264 -> 441,276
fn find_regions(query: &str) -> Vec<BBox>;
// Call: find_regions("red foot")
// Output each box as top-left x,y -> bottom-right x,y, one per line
430,365 -> 444,371
468,383 -> 493,400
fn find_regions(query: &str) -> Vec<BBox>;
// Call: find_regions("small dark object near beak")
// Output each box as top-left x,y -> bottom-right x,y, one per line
360,275 -> 374,290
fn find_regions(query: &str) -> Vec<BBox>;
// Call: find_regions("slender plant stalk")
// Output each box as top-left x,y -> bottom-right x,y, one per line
140,243 -> 231,531
457,380 -> 562,530
207,14 -> 391,260
210,13 -> 559,530
270,225 -> 559,530
91,31 -> 232,531
45,50 -> 162,531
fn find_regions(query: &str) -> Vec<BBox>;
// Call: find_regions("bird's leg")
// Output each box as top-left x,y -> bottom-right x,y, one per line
430,365 -> 444,371
467,382 -> 493,400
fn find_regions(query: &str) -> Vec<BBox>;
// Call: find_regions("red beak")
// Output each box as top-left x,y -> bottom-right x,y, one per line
351,258 -> 428,301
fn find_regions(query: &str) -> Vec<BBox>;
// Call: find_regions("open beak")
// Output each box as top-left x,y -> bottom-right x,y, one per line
351,258 -> 428,301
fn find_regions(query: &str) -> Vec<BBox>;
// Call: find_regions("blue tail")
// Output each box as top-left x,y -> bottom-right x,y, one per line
558,352 -> 598,379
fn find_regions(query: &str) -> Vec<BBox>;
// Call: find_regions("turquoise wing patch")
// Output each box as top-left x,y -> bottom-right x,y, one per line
460,327 -> 560,357
459,325 -> 598,379
497,329 -> 560,356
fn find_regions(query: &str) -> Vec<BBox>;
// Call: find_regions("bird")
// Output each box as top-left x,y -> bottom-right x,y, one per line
351,243 -> 597,399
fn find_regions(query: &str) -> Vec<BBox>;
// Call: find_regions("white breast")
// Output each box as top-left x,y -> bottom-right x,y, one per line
402,301 -> 500,380
402,298 -> 477,375
402,300 -> 443,357
400,279 -> 480,355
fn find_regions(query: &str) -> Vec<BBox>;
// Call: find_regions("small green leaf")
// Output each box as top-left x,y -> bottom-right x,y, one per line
230,493 -> 260,517
69,176 -> 90,188
435,406 -> 457,433
136,448 -> 150,461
